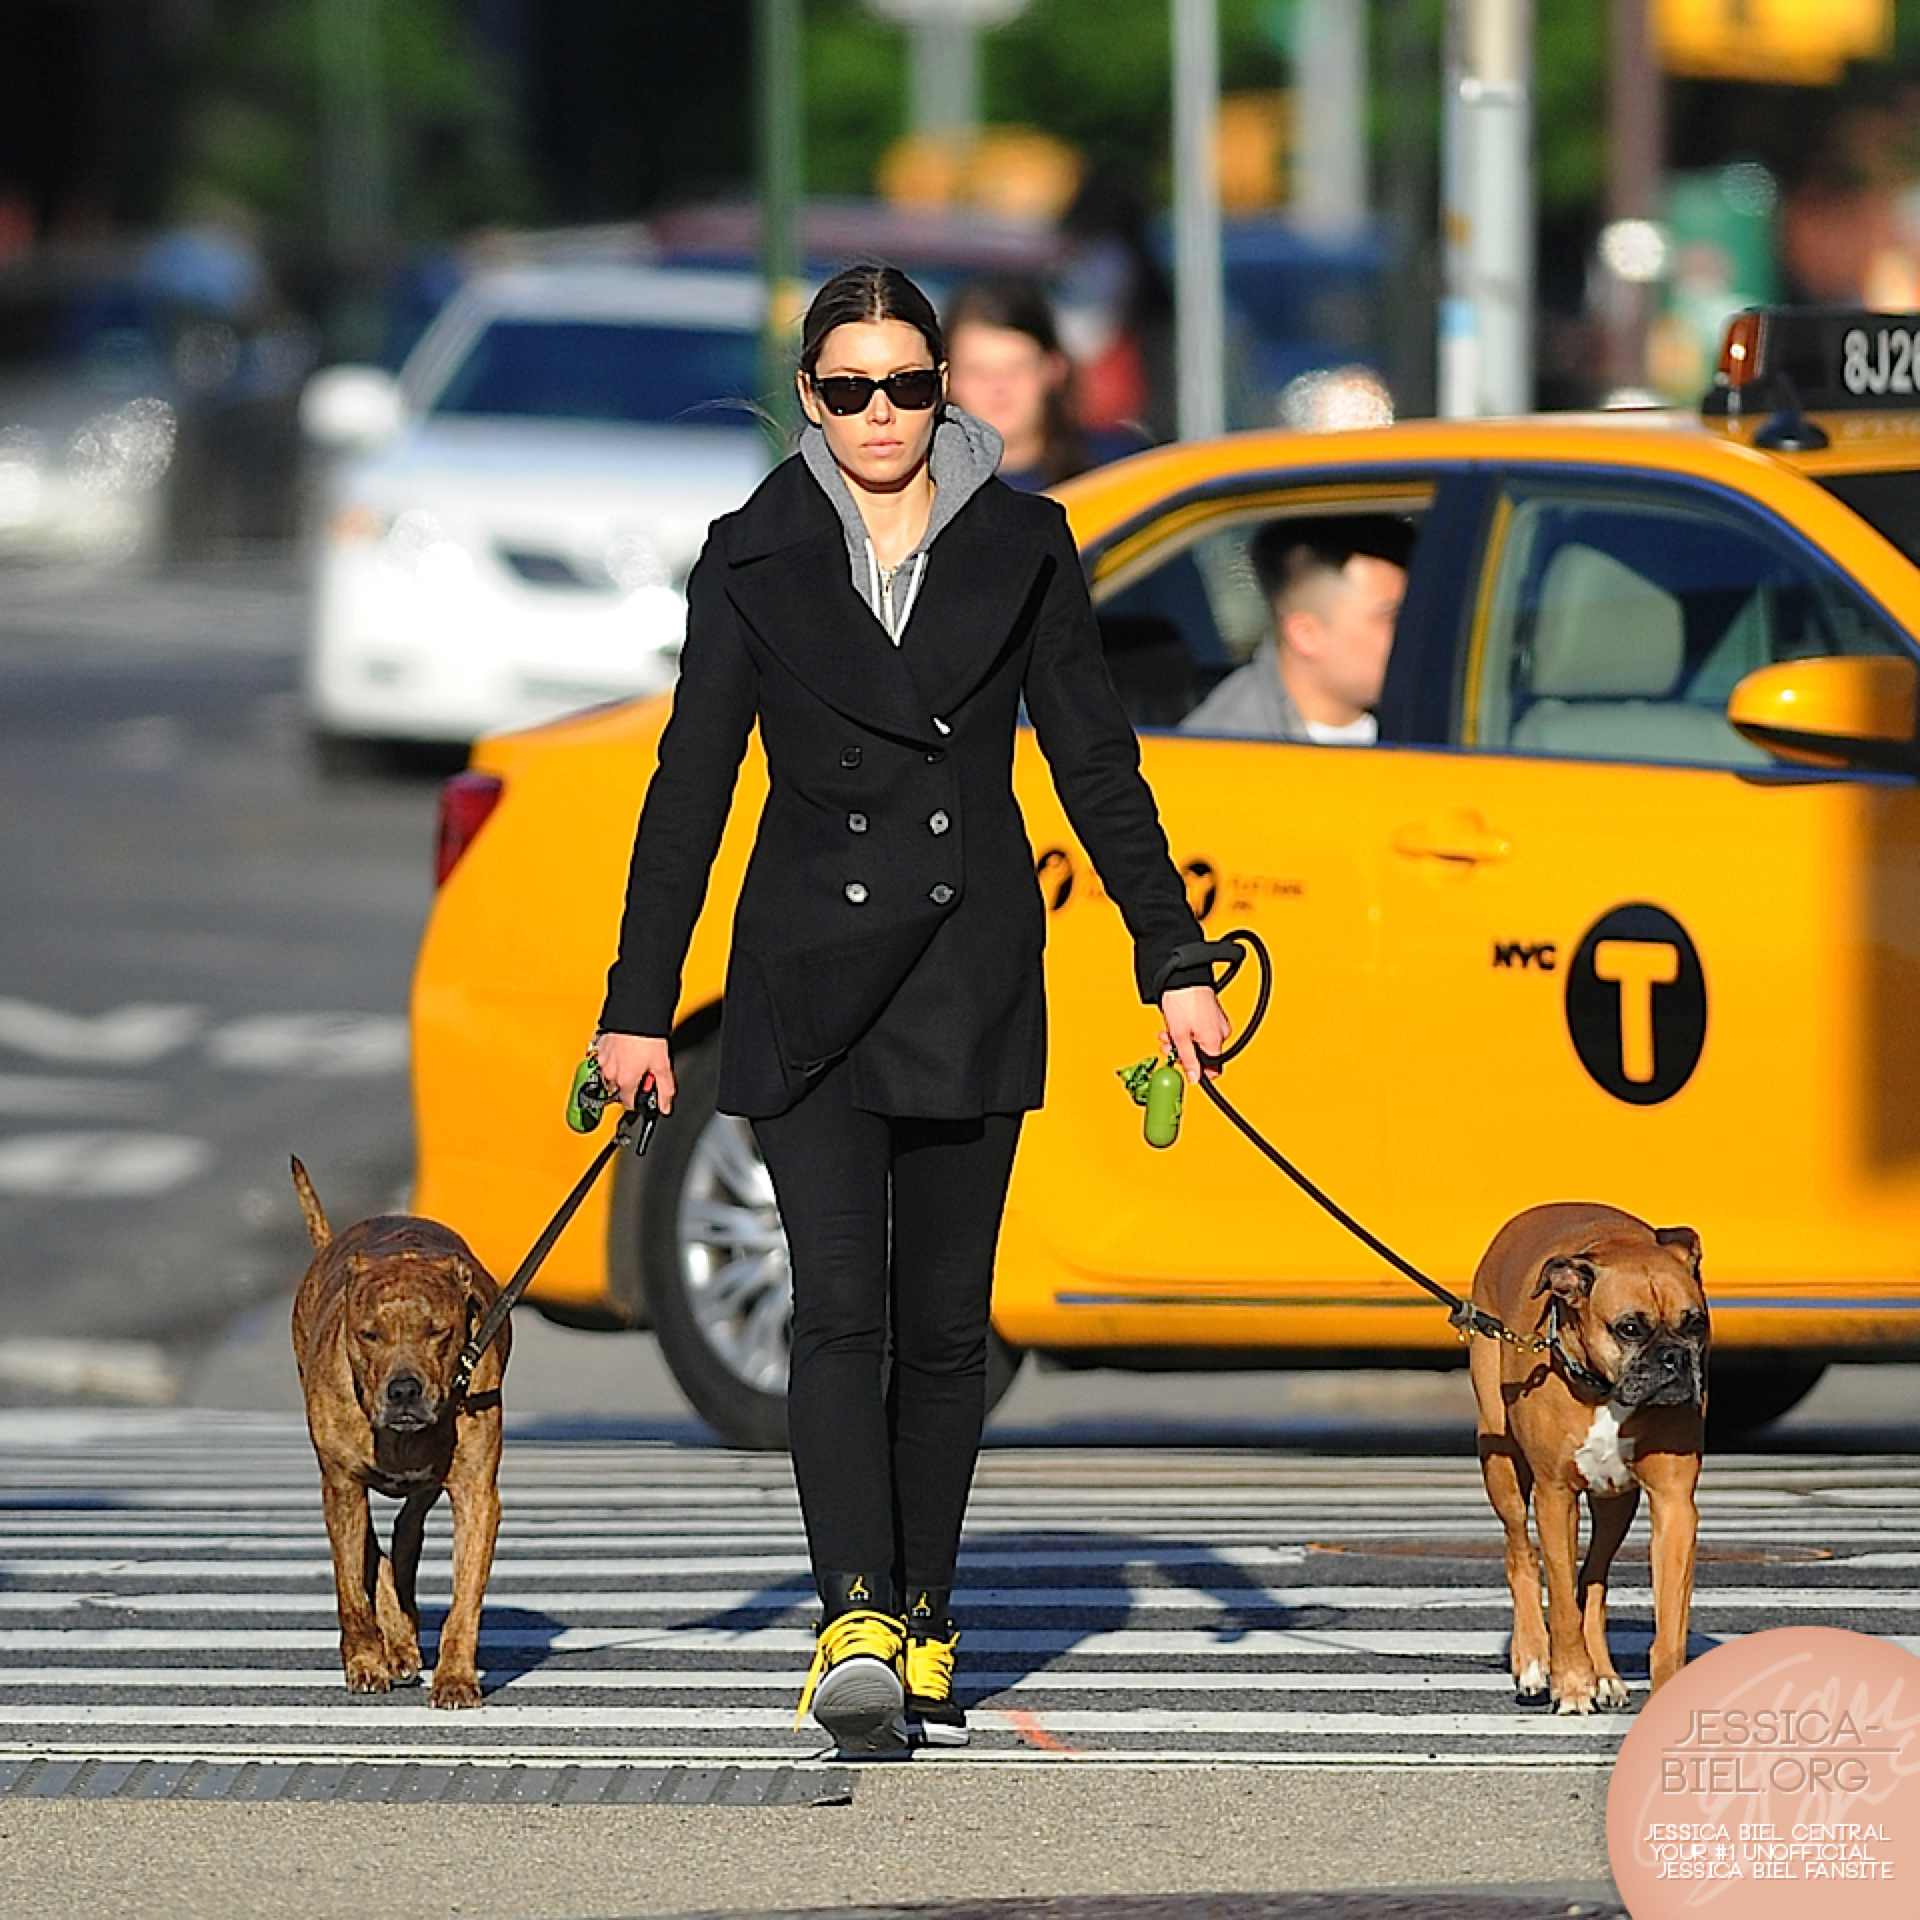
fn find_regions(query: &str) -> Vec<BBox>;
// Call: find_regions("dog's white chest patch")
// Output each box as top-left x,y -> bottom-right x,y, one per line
1574,1404 -> 1638,1493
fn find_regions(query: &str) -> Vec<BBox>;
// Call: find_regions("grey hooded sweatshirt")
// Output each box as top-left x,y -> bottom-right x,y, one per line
798,402 -> 1005,645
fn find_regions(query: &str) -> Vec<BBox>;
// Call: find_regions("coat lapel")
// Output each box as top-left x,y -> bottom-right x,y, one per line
896,511 -> 1050,726
727,530 -> 937,744
722,457 -> 1050,746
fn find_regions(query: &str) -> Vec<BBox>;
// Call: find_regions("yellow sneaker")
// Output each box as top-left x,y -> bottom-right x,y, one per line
903,1585 -> 968,1747
793,1575 -> 907,1752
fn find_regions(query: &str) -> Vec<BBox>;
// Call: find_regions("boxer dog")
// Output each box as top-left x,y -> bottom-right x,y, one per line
289,1155 -> 508,1708
1470,1202 -> 1708,1715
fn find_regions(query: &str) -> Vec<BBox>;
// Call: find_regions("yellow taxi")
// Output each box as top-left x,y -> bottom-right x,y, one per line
412,307 -> 1920,1448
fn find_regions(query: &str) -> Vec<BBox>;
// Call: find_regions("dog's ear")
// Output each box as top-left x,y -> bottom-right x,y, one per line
452,1256 -> 486,1333
1656,1225 -> 1703,1278
1532,1255 -> 1597,1304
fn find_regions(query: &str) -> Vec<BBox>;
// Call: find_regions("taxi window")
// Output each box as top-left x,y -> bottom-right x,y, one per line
1468,483 -> 1905,769
1093,497 -> 1430,730
1818,472 -> 1920,568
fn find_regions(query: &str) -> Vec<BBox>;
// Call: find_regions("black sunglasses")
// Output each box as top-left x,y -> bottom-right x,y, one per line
809,367 -> 943,416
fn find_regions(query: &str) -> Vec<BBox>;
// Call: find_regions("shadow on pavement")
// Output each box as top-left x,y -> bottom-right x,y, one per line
981,1415 -> 1474,1456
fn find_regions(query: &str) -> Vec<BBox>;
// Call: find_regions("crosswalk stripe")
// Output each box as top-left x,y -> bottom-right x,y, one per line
0,1413 -> 1913,1776
0,1667 -> 1604,1693
0,1703 -> 1680,1736
4,1627 -> 1918,1660
0,1584 -> 1905,1613
0,1547 -> 1314,1579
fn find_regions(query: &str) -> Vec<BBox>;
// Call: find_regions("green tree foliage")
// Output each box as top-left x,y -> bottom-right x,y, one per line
802,0 -> 1609,216
173,0 -> 536,248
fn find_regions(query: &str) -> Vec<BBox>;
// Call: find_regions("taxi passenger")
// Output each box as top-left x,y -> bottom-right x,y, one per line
1180,514 -> 1415,742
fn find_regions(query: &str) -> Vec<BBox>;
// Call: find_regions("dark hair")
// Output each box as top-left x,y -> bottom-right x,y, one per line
1249,514 -> 1417,608
941,272 -> 1091,486
798,262 -> 945,381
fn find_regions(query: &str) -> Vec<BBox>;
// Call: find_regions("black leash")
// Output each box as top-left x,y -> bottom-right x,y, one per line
1154,929 -> 1615,1399
450,1080 -> 661,1404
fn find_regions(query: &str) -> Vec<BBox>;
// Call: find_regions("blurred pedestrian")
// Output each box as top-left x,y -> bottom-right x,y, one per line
942,273 -> 1149,491
592,260 -> 1228,1754
1055,164 -> 1179,442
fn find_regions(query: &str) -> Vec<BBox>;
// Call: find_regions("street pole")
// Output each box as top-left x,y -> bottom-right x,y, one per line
1384,0 -> 1438,417
1606,0 -> 1663,391
1172,0 -> 1226,439
1439,0 -> 1534,416
1294,0 -> 1367,234
318,0 -> 390,263
757,0 -> 803,444
911,17 -> 979,136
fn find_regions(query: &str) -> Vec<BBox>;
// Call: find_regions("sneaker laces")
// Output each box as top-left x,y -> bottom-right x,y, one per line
793,1607 -> 906,1729
905,1624 -> 961,1702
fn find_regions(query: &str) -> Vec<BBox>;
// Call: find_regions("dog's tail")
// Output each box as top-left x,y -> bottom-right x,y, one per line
289,1154 -> 331,1249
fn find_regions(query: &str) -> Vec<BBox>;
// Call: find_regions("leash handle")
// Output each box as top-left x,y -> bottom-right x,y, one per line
1153,930 -> 1269,1071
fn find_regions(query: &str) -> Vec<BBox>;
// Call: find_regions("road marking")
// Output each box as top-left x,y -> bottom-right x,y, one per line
204,1013 -> 406,1076
1,1416 -> 1914,1774
0,1076 -> 162,1119
1005,1707 -> 1079,1755
0,1546 -> 1315,1579
0,1001 -> 203,1066
10,1627 -> 1909,1658
0,1004 -> 405,1077
0,1703 -> 1725,1737
0,1341 -> 174,1403
0,1133 -> 215,1196
0,1667 -> 1558,1693
0,1585 -> 1905,1615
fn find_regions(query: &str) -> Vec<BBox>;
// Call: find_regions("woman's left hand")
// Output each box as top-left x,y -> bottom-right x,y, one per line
1158,985 -> 1232,1085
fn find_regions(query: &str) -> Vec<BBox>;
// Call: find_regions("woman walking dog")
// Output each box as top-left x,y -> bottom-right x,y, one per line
592,262 -> 1230,1753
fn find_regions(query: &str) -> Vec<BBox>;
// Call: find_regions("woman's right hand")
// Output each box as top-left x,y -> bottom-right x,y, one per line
593,1031 -> 675,1116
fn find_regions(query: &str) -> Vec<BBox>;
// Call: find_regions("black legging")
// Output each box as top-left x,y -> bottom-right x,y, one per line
749,1050 -> 1025,1602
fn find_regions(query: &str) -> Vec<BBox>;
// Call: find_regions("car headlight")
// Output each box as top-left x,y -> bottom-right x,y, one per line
0,425 -> 49,526
64,397 -> 176,495
602,528 -> 669,592
332,504 -> 475,589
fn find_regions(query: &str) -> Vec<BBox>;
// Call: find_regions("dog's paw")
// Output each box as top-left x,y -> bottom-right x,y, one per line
1553,1683 -> 1598,1716
343,1650 -> 394,1694
429,1669 -> 483,1710
1595,1675 -> 1631,1710
382,1638 -> 423,1686
1514,1658 -> 1549,1704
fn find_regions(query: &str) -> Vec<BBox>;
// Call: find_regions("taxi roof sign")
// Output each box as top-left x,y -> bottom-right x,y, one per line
1706,306 -> 1920,415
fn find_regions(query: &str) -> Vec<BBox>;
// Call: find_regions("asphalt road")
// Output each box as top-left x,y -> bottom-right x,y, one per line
0,552 -> 443,1391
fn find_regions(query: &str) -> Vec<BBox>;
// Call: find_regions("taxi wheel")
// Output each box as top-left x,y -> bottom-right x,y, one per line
634,1032 -> 1025,1452
1703,1360 -> 1826,1443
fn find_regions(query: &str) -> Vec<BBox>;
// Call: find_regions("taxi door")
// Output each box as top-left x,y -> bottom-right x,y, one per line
997,472 -> 1462,1347
1372,465 -> 1920,1327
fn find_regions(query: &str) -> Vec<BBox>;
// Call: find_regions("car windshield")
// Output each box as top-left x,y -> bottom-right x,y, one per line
427,317 -> 762,427
1817,471 -> 1920,568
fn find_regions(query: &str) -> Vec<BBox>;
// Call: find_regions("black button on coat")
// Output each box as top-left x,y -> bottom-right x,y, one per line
599,452 -> 1210,1119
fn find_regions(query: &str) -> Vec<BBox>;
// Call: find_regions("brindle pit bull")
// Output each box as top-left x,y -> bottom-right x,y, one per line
289,1155 -> 508,1709
1470,1202 -> 1708,1718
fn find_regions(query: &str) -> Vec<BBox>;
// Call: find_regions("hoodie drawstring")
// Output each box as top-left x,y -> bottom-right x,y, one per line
864,540 -> 932,645
896,550 -> 929,637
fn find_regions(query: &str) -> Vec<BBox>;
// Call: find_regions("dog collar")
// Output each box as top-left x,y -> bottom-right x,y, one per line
1542,1297 -> 1617,1399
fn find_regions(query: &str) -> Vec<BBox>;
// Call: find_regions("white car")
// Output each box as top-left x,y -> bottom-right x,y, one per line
299,264 -> 772,753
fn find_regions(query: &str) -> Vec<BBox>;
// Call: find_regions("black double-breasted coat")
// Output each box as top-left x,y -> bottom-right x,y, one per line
598,449 -> 1211,1120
